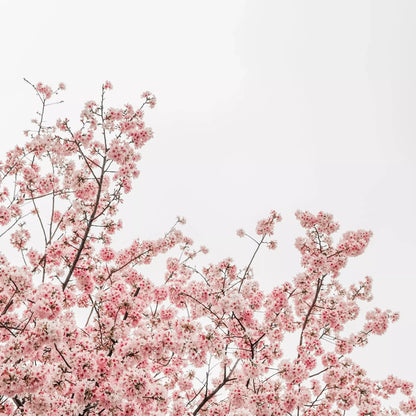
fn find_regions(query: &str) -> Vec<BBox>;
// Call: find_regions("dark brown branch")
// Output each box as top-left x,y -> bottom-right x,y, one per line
54,343 -> 72,369
298,275 -> 325,349
192,359 -> 240,415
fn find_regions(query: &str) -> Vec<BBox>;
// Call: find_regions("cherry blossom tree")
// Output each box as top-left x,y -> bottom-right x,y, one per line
0,81 -> 414,416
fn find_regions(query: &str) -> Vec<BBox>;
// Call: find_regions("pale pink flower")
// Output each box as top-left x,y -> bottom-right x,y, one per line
103,80 -> 113,90
0,206 -> 11,226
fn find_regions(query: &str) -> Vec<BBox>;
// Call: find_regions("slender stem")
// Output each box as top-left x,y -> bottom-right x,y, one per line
238,235 -> 265,292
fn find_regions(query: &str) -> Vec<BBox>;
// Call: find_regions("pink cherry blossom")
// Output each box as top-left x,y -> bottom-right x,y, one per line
0,82 -> 413,416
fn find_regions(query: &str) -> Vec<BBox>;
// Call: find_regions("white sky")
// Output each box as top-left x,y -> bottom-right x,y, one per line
1,0 -> 415,390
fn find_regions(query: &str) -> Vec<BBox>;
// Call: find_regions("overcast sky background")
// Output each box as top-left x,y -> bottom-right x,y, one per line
1,0 -> 415,394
